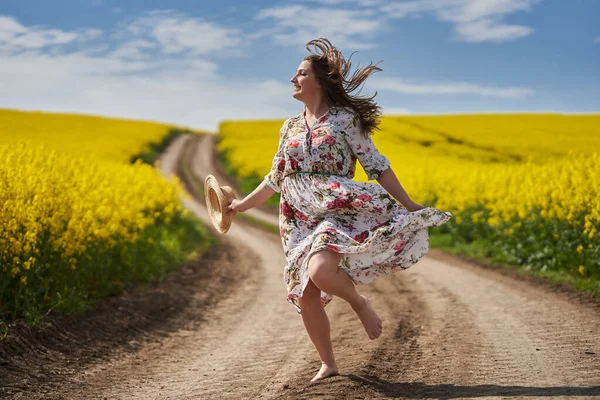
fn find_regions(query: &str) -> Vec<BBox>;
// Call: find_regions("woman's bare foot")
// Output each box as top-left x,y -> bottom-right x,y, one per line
354,295 -> 383,339
310,363 -> 339,382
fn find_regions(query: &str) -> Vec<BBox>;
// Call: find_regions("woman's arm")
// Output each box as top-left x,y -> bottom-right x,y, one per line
376,168 -> 424,212
226,181 -> 276,214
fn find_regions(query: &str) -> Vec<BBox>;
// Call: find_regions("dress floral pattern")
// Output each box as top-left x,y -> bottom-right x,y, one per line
263,106 -> 452,312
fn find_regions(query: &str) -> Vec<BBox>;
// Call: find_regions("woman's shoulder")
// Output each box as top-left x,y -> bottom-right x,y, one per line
329,106 -> 359,128
330,106 -> 354,118
282,110 -> 304,127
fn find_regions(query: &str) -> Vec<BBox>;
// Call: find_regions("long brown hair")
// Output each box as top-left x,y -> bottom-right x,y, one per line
304,38 -> 382,138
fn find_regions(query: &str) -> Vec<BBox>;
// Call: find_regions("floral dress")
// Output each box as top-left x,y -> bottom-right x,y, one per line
263,106 -> 452,312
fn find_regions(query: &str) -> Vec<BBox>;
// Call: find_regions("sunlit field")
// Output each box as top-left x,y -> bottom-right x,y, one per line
1,109 -> 208,323
218,113 -> 600,289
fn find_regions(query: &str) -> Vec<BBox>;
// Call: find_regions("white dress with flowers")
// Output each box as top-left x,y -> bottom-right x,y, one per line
263,106 -> 452,312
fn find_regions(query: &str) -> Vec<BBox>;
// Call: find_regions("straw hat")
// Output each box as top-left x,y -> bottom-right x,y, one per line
204,174 -> 237,234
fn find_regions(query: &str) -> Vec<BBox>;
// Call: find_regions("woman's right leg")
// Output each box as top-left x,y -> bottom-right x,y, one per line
299,279 -> 339,382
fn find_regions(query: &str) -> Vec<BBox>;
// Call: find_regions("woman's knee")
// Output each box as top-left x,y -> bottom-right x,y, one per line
307,251 -> 341,286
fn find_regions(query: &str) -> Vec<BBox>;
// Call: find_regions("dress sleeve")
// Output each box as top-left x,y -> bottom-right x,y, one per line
263,120 -> 288,193
342,113 -> 390,180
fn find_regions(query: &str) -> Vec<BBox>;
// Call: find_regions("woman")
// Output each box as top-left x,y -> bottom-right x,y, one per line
227,38 -> 451,382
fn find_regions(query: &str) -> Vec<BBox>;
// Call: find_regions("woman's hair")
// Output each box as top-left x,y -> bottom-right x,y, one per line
304,38 -> 382,138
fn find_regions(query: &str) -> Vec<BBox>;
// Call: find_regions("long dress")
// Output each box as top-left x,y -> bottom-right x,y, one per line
263,106 -> 452,312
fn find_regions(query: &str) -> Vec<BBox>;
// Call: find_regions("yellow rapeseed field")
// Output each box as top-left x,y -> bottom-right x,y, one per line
1,109 -> 202,315
0,141 -> 186,276
0,108 -> 190,163
219,113 -> 600,277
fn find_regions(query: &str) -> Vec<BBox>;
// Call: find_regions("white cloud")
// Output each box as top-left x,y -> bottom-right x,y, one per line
381,0 -> 541,43
110,39 -> 157,60
454,18 -> 533,42
109,10 -> 244,60
254,5 -> 383,49
0,13 -> 299,131
0,15 -> 102,53
0,15 -> 28,36
0,49 -> 299,130
372,77 -> 533,98
594,36 -> 600,44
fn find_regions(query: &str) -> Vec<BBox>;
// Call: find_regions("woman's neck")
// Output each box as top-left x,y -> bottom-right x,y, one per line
303,98 -> 330,120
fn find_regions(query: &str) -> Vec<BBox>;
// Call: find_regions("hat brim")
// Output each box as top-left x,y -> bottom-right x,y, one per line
204,174 -> 237,234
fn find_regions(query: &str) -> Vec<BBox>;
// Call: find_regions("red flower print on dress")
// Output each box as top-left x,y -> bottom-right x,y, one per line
328,181 -> 340,190
288,140 -> 299,148
277,159 -> 285,172
323,136 -> 336,145
326,244 -> 339,252
281,201 -> 295,219
358,194 -> 372,202
327,198 -> 351,209
354,231 -> 368,243
296,211 -> 309,221
393,239 -> 407,252
290,159 -> 299,171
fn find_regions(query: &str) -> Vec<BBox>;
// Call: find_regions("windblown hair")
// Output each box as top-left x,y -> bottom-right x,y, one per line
304,38 -> 382,138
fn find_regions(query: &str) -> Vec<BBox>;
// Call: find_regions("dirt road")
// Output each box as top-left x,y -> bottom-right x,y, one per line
4,133 -> 600,399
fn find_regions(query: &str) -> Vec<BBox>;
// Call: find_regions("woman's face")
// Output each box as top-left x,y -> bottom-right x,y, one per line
290,60 -> 322,102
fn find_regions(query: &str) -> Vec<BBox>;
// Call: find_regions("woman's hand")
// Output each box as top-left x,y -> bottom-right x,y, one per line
405,200 -> 425,212
226,198 -> 245,215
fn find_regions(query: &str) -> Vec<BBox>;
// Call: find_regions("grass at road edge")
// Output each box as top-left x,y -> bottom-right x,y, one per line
1,207 -> 217,330
431,233 -> 600,305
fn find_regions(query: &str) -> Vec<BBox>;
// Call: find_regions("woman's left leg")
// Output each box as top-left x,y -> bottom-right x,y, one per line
308,250 -> 383,340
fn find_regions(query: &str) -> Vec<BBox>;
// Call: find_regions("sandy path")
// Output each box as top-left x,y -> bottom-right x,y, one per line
43,134 -> 600,399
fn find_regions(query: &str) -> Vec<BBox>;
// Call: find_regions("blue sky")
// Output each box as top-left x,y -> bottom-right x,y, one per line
1,0 -> 599,130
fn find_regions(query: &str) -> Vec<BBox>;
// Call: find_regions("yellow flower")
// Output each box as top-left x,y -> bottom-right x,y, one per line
20,276 -> 27,285
578,265 -> 585,276
1,110 -> 199,290
576,245 -> 583,253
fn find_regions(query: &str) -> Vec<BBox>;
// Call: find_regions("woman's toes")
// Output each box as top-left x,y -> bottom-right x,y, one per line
310,364 -> 339,382
356,296 -> 383,340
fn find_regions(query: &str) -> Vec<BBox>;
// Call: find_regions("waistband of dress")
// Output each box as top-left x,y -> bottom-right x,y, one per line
285,171 -> 341,178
